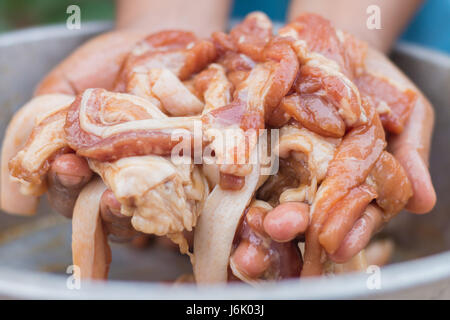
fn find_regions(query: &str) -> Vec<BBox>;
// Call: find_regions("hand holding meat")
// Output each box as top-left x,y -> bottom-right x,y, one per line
0,12 -> 435,284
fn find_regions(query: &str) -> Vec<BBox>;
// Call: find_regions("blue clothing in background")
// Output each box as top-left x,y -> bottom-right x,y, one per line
231,0 -> 450,54
231,0 -> 290,22
401,0 -> 450,54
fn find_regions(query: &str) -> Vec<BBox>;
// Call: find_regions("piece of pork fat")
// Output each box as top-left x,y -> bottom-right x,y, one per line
194,64 -> 233,115
126,68 -> 204,116
72,177 -> 111,280
1,94 -> 74,215
194,141 -> 267,284
193,64 -> 233,187
65,88 -> 201,162
88,156 -> 208,254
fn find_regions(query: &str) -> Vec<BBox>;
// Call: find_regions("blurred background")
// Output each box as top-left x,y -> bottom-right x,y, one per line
0,0 -> 448,53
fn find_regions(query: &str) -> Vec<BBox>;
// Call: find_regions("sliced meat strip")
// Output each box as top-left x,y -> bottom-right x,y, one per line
302,98 -> 386,277
229,12 -> 273,62
279,13 -> 362,77
203,36 -> 298,187
367,151 -> 413,220
115,30 -> 217,90
7,95 -> 75,199
194,63 -> 233,114
89,156 -> 208,239
1,94 -> 74,215
281,93 -> 345,138
279,13 -> 368,128
72,178 -> 111,280
65,88 -> 199,161
356,72 -> 417,134
194,141 -> 267,283
295,63 -> 366,128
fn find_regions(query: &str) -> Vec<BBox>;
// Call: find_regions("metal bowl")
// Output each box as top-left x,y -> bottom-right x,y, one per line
0,23 -> 449,299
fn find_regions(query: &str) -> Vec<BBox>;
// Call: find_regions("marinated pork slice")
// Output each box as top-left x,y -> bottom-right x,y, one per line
356,64 -> 418,134
194,141 -> 267,283
4,95 -> 75,209
194,64 -> 233,114
279,14 -> 367,129
118,30 -> 219,116
115,30 -> 217,90
280,13 -> 417,134
89,156 -> 208,253
1,95 -> 73,214
72,177 -> 111,280
366,151 -> 413,220
202,36 -> 298,186
280,93 -> 346,138
65,88 -> 200,161
302,97 -> 386,276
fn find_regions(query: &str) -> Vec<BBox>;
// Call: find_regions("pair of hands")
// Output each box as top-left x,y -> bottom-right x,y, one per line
35,14 -> 435,265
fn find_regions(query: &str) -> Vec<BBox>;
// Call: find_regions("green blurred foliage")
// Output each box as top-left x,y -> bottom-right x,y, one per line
0,0 -> 114,32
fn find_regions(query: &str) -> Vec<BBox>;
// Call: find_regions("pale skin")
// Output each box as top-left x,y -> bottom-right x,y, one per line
35,0 -> 435,273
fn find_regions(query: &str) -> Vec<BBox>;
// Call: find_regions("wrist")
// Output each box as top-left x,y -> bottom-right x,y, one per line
116,0 -> 231,37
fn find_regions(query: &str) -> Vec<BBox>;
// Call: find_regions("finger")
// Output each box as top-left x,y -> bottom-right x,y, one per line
365,48 -> 436,214
100,189 -> 138,242
393,145 -> 436,213
263,202 -> 309,243
230,240 -> 270,279
365,239 -> 394,267
47,153 -> 93,218
35,30 -> 147,95
329,204 -> 384,263
319,185 -> 376,254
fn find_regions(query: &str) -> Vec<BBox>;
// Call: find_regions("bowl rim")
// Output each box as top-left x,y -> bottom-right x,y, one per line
0,251 -> 449,299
